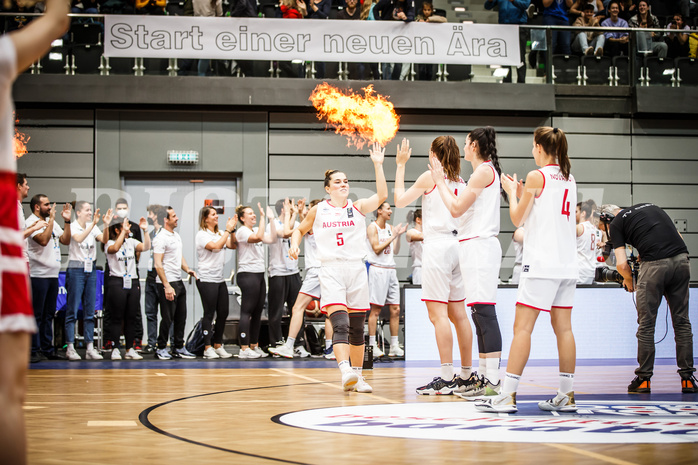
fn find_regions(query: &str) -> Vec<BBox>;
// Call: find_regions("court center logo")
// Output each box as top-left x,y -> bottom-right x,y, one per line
276,400 -> 698,444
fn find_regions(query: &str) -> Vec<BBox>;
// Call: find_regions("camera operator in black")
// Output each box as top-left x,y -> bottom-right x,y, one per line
599,203 -> 696,394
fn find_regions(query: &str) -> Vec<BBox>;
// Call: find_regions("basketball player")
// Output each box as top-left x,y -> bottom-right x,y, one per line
394,137 -> 477,395
0,0 -> 69,462
576,200 -> 598,284
366,202 -> 406,358
429,127 -> 505,398
289,142 -> 388,393
476,127 -> 578,413
406,209 -> 423,285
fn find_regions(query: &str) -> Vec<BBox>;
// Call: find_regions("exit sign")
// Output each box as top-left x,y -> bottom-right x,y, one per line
167,150 -> 199,164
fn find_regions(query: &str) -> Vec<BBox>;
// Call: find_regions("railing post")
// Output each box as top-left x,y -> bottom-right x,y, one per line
546,27 -> 553,84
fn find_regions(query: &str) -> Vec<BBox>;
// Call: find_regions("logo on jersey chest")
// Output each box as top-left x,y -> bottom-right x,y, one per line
347,208 -> 354,218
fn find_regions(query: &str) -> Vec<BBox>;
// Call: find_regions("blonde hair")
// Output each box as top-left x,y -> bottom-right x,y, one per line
235,205 -> 252,223
534,127 -> 571,180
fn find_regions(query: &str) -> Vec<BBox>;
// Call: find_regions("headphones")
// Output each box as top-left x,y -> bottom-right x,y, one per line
599,212 -> 615,224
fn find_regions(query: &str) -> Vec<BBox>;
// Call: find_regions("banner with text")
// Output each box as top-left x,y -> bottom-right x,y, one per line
104,16 -> 520,66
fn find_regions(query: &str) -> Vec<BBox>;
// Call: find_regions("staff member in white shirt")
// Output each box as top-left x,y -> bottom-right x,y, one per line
65,201 -> 112,361
26,195 -> 71,362
195,206 -> 237,359
153,206 -> 198,360
105,217 -> 150,361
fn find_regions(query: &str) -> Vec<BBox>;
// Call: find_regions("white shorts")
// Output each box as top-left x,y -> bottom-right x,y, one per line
412,266 -> 422,285
459,236 -> 501,307
319,262 -> 369,312
421,239 -> 465,304
299,267 -> 321,299
516,277 -> 576,312
368,265 -> 399,306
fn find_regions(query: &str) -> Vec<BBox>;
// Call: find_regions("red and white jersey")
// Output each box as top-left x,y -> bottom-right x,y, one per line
422,176 -> 465,242
304,232 -> 320,269
577,220 -> 597,282
366,222 -> 396,268
521,165 -> 577,280
408,233 -> 422,269
313,199 -> 367,264
459,161 -> 500,241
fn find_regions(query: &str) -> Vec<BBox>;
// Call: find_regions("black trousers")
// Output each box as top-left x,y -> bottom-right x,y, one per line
196,280 -> 229,346
105,276 -> 141,349
156,280 -> 187,350
236,272 -> 265,346
267,273 -> 302,345
31,277 -> 58,355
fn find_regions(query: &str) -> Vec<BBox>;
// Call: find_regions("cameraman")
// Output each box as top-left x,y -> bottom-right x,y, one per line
599,204 -> 696,394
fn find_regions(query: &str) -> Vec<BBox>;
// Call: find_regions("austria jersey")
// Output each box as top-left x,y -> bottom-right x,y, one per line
304,232 -> 320,269
521,165 -> 577,280
459,161 -> 500,241
422,176 -> 465,242
366,222 -> 396,268
313,199 -> 367,264
576,220 -> 597,283
409,237 -> 422,269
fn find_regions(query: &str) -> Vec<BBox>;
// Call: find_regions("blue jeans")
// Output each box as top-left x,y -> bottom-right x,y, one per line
543,15 -> 571,55
65,262 -> 97,344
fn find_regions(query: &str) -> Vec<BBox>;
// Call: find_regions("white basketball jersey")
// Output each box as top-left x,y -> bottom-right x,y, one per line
459,161 -> 501,240
521,165 -> 577,280
577,220 -> 598,281
313,199 -> 367,264
366,222 -> 396,268
422,176 -> 465,242
304,232 -> 320,269
409,236 -> 422,269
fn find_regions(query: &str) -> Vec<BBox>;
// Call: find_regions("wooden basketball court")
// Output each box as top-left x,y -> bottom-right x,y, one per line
26,358 -> 697,464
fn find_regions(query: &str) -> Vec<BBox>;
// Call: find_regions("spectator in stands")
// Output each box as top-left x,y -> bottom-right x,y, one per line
689,29 -> 698,58
666,13 -> 690,58
374,0 -> 415,79
415,1 -> 446,81
280,0 -> 307,17
135,0 -> 166,14
617,0 -> 635,20
337,0 -> 369,79
569,0 -> 605,20
601,0 -> 629,57
71,0 -> 99,14
306,0 -> 331,78
485,0 -> 530,83
193,0 -> 223,76
361,0 -> 374,19
629,0 -> 667,58
338,0 -> 360,18
27,196 -> 72,363
572,3 -> 605,56
542,0 -> 573,55
228,0 -> 257,77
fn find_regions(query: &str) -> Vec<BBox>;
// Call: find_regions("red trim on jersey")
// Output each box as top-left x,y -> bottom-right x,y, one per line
425,185 -> 437,195
422,298 -> 448,304
324,199 -> 348,209
516,301 -> 550,313
459,236 -> 480,242
484,163 -> 496,188
467,301 -> 496,307
299,291 -> 320,299
545,164 -> 559,167
552,306 -> 573,309
353,205 -> 366,217
535,169 -> 545,199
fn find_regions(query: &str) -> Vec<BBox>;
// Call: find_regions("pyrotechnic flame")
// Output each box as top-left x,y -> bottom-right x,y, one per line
309,83 -> 399,149
13,114 -> 29,159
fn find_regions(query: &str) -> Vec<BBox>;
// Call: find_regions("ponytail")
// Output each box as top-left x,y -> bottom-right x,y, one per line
468,126 -> 507,202
430,135 -> 460,182
235,204 -> 249,223
534,127 -> 571,180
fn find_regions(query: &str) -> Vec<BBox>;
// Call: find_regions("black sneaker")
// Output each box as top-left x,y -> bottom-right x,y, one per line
453,373 -> 485,398
140,345 -> 155,354
628,376 -> 651,393
416,376 -> 457,395
30,352 -> 42,364
681,375 -> 698,393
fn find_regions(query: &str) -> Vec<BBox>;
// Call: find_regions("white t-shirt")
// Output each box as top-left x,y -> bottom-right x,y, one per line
26,214 -> 63,278
152,229 -> 183,283
196,229 -> 226,283
106,237 -> 140,278
235,226 -> 265,273
69,221 -> 101,264
267,218 -> 300,277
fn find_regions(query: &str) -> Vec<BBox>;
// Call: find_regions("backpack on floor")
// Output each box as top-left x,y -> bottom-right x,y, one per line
185,318 -> 209,356
304,324 -> 323,356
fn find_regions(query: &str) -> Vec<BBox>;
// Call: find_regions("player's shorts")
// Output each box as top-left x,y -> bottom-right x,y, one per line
421,238 -> 465,304
299,267 -> 321,299
319,261 -> 369,313
368,265 -> 399,306
516,277 -> 576,312
459,236 -> 501,307
411,266 -> 422,285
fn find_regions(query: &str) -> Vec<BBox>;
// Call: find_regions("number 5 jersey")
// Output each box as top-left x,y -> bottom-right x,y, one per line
313,199 -> 368,264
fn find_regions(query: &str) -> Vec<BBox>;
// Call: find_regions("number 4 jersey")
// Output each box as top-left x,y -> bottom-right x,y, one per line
313,199 -> 368,264
521,164 -> 578,280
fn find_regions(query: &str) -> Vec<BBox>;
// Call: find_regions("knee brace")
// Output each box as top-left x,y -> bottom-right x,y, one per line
329,310 -> 350,346
348,312 -> 366,346
471,304 -> 502,353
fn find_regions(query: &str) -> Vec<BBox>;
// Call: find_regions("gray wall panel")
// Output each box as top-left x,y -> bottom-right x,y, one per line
19,127 -> 93,153
26,177 -> 93,204
632,160 -> 698,184
631,136 -> 698,160
202,116 -> 245,172
682,233 -> 697,256
17,153 -> 93,178
566,134 -> 631,159
633,119 -> 698,136
552,116 -> 631,135
633,185 -> 698,209
16,109 -> 94,126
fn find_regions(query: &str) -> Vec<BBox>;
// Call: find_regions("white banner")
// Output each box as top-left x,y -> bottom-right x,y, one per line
104,16 -> 520,66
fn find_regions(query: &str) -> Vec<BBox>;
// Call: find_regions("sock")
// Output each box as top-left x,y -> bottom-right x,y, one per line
285,337 -> 295,349
352,366 -> 362,374
502,372 -> 521,395
338,360 -> 352,374
441,363 -> 454,381
479,357 -> 487,379
67,343 -> 74,351
87,342 -> 94,352
559,372 -> 574,394
486,358 -> 501,385
325,340 -> 332,350
390,336 -> 399,347
460,366 -> 472,379
369,336 -> 376,347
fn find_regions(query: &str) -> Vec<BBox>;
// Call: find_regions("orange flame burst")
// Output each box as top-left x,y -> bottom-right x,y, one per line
309,83 -> 399,149
13,114 -> 29,159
